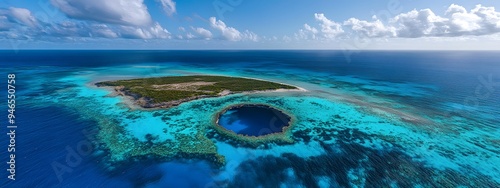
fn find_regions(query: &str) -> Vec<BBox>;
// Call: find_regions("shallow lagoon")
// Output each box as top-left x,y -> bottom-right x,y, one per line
1,51 -> 499,187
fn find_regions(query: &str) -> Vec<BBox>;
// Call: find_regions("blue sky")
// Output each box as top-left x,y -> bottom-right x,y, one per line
0,0 -> 499,50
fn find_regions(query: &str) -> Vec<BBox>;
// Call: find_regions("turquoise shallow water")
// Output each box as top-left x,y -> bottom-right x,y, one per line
1,51 -> 499,187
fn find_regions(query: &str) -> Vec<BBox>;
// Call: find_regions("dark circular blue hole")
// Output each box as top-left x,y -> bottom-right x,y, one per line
217,105 -> 291,137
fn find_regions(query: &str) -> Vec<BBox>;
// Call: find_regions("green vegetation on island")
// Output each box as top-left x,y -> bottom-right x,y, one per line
96,75 -> 298,108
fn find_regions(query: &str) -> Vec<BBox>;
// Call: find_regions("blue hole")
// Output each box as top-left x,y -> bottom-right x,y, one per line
217,105 -> 291,137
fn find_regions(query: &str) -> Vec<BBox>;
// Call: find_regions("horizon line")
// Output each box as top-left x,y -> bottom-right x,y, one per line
1,49 -> 500,51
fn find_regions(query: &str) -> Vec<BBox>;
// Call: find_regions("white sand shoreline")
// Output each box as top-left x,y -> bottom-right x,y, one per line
190,73 -> 309,92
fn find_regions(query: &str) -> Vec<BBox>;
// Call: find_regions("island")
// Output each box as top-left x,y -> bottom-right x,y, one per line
95,75 -> 299,108
93,75 -> 301,167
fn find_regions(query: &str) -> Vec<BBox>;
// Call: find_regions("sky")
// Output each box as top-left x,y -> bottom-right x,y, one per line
0,0 -> 499,50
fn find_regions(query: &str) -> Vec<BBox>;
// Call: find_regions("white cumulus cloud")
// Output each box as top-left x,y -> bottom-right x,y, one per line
0,5 -> 177,41
8,7 -> 37,27
37,19 -> 170,40
91,24 -> 118,38
298,14 -> 343,40
186,33 -> 195,39
157,0 -> 176,16
0,7 -> 38,28
314,13 -> 344,39
344,17 -> 396,37
390,8 -> 449,38
303,4 -> 500,39
192,27 -> 212,40
51,0 -> 152,26
119,23 -> 171,39
209,17 -> 242,41
304,24 -> 318,34
447,4 -> 500,36
389,4 -> 500,37
242,30 -> 259,42
297,24 -> 319,40
352,4 -> 500,38
209,17 -> 258,41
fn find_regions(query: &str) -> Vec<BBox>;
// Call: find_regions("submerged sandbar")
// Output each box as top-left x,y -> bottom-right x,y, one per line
96,75 -> 300,108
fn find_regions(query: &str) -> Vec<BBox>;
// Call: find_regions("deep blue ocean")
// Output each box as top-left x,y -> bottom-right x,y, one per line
0,50 -> 499,187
